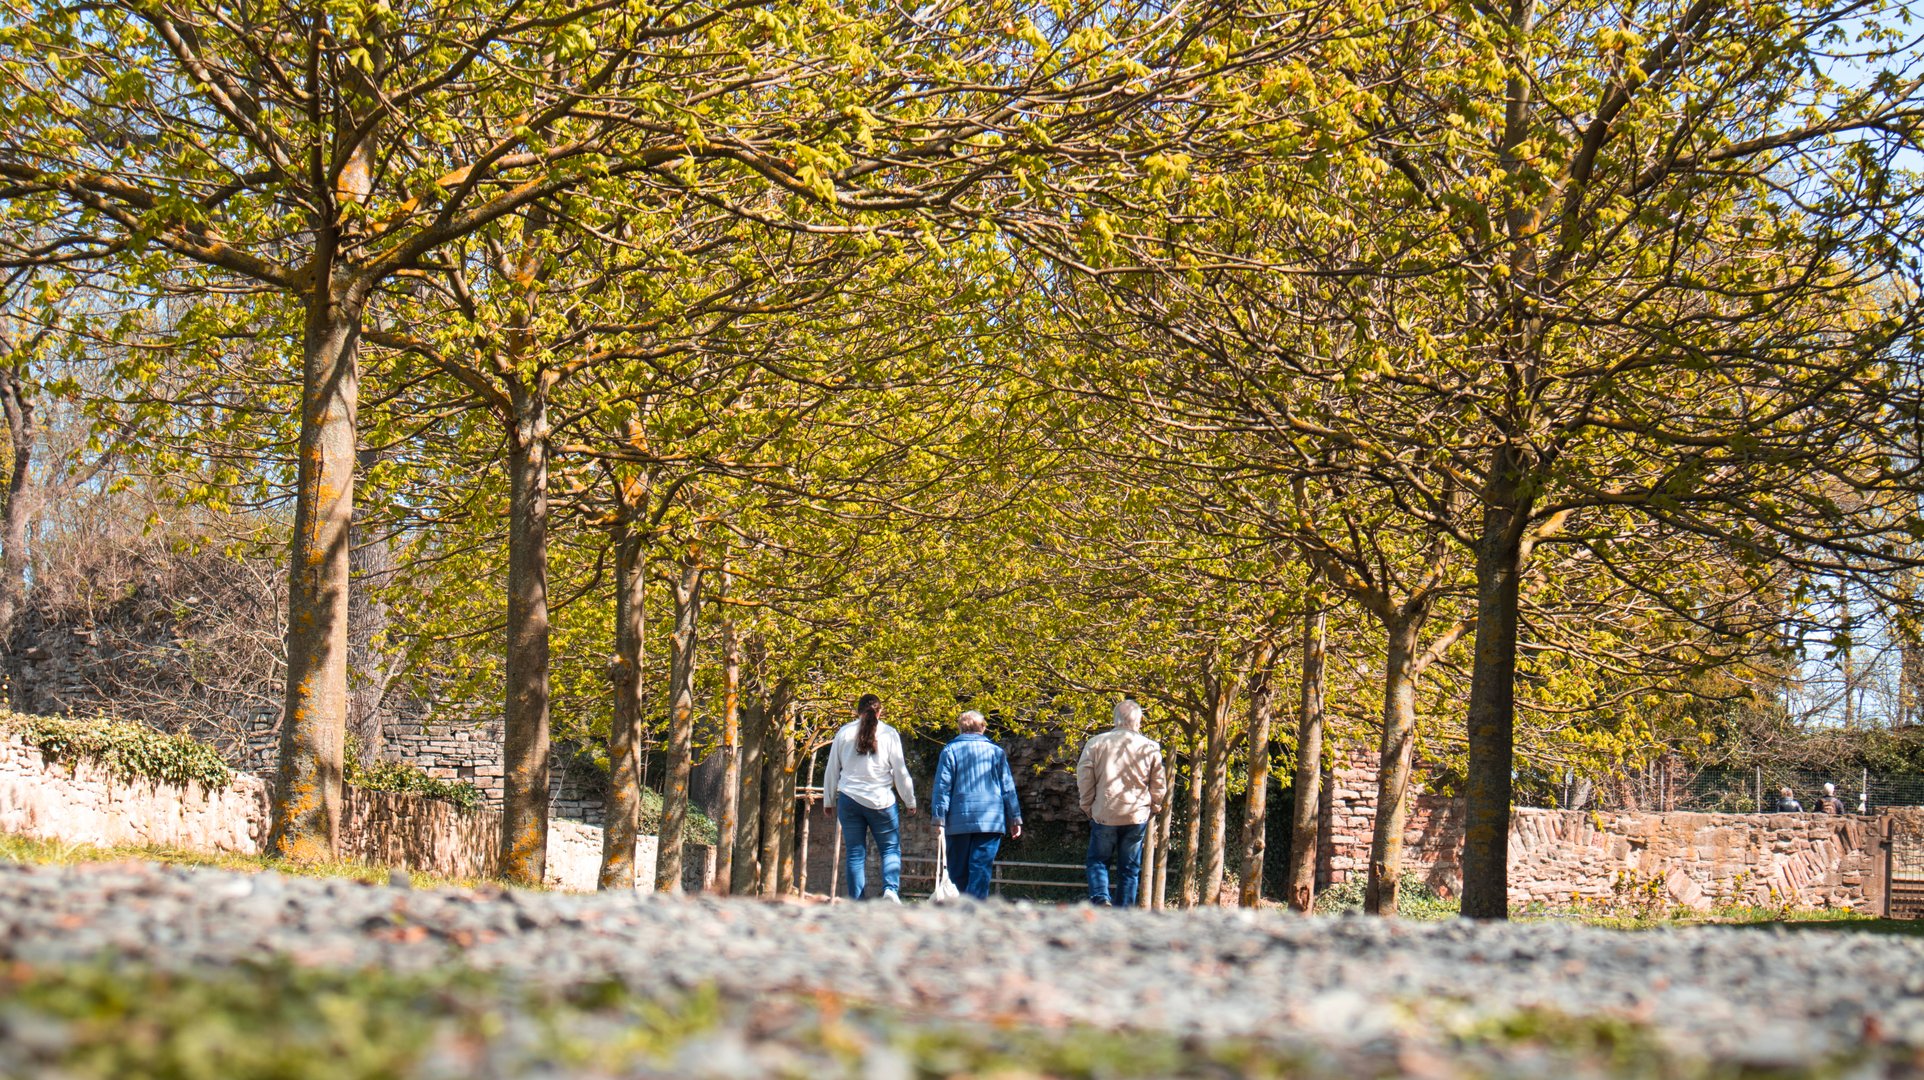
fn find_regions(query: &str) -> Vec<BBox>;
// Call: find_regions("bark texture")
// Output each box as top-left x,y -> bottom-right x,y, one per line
1462,475 -> 1529,919
655,552 -> 702,893
1239,639 -> 1279,907
1285,599 -> 1328,913
0,361 -> 33,647
1152,780 -> 1176,909
268,289 -> 364,861
1177,746 -> 1202,907
1365,613 -> 1425,915
1139,814 -> 1159,909
776,716 -> 799,894
1198,689 -> 1233,907
757,696 -> 792,896
713,569 -> 741,893
498,390 -> 553,886
732,694 -> 766,894
598,508 -> 647,890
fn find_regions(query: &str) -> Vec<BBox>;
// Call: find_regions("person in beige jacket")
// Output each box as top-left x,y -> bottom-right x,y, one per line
1076,698 -> 1166,906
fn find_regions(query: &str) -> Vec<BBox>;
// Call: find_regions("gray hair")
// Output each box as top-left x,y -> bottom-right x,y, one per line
958,710 -> 987,733
1113,699 -> 1144,729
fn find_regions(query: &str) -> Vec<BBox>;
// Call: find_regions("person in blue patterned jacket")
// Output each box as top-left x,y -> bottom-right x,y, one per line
930,710 -> 1023,899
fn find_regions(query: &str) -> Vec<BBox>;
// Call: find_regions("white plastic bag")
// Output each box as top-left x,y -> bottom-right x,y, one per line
930,825 -> 961,903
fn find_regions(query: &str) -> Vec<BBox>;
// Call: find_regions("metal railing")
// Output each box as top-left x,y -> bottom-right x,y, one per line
891,854 -> 1092,897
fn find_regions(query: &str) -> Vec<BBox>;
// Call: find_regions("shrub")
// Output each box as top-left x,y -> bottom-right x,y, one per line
4,711 -> 235,790
344,738 -> 483,812
1312,872 -> 1458,919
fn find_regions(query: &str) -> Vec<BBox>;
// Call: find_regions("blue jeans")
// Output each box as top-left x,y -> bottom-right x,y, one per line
945,831 -> 1002,899
837,795 -> 901,899
1086,821 -> 1148,906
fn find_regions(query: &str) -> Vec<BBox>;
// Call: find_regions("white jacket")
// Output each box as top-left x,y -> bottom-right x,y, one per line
822,719 -> 916,811
1076,724 -> 1166,826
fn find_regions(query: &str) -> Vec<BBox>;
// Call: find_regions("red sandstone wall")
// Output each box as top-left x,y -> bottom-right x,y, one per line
1318,750 -> 1880,911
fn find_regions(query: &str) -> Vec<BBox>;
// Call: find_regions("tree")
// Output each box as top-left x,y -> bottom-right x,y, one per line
1344,0 -> 1924,918
1010,0 -> 1924,917
0,0 -> 751,856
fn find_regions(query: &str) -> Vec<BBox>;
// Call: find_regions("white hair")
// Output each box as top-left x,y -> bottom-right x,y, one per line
1825,782 -> 1836,795
1113,699 -> 1143,730
958,710 -> 987,733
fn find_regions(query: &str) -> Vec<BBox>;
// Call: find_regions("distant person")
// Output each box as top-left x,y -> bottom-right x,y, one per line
930,710 -> 1022,900
1775,786 -> 1803,813
1076,698 -> 1166,907
823,693 -> 916,902
1817,783 -> 1846,815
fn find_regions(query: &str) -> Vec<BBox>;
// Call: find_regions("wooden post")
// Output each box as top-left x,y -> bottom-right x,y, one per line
796,793 -> 812,896
1139,817 -> 1157,909
829,808 -> 843,899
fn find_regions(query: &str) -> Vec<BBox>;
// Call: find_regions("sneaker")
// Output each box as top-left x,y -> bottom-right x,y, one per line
882,889 -> 901,904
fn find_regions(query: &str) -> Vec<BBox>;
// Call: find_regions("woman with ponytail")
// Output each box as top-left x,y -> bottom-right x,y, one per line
822,693 -> 917,901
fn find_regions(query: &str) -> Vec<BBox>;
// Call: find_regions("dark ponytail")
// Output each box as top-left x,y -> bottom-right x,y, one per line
855,693 -> 882,755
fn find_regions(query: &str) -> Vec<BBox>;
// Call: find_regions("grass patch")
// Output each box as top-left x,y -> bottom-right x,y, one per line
1517,901 -> 1887,932
0,832 -> 510,891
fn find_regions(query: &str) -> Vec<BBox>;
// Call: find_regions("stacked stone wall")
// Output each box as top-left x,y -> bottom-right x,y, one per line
0,734 -> 712,892
1004,729 -> 1085,824
241,713 -> 606,822
0,732 -> 273,855
1318,749 -> 1882,911
6,620 -> 607,823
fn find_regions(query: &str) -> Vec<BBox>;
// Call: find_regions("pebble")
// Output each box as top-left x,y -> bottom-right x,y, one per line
0,860 -> 1921,1075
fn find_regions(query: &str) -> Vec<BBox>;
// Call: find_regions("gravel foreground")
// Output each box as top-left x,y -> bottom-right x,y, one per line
0,861 -> 1920,1078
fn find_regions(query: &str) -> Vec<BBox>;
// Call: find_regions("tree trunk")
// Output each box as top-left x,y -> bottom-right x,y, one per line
598,501 -> 647,890
1177,745 -> 1203,907
0,362 -> 34,650
1198,693 -> 1233,907
498,386 -> 553,886
268,287 -> 365,861
1365,613 -> 1425,915
732,693 -> 765,893
758,695 -> 791,896
655,550 -> 702,893
1140,813 -> 1158,909
713,566 -> 741,893
1461,465 -> 1531,920
777,712 -> 799,895
1239,639 -> 1279,907
1152,775 -> 1176,909
1286,596 -> 1328,913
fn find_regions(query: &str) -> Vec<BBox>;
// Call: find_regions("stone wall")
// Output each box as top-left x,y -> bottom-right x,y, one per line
0,734 -> 715,893
1005,729 -> 1085,824
241,713 -> 607,822
4,617 -> 606,823
0,733 -> 273,855
1318,749 -> 1883,911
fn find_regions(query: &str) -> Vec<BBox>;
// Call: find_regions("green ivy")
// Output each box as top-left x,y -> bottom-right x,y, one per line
3,712 -> 483,812
344,736 -> 483,811
4,711 -> 235,791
